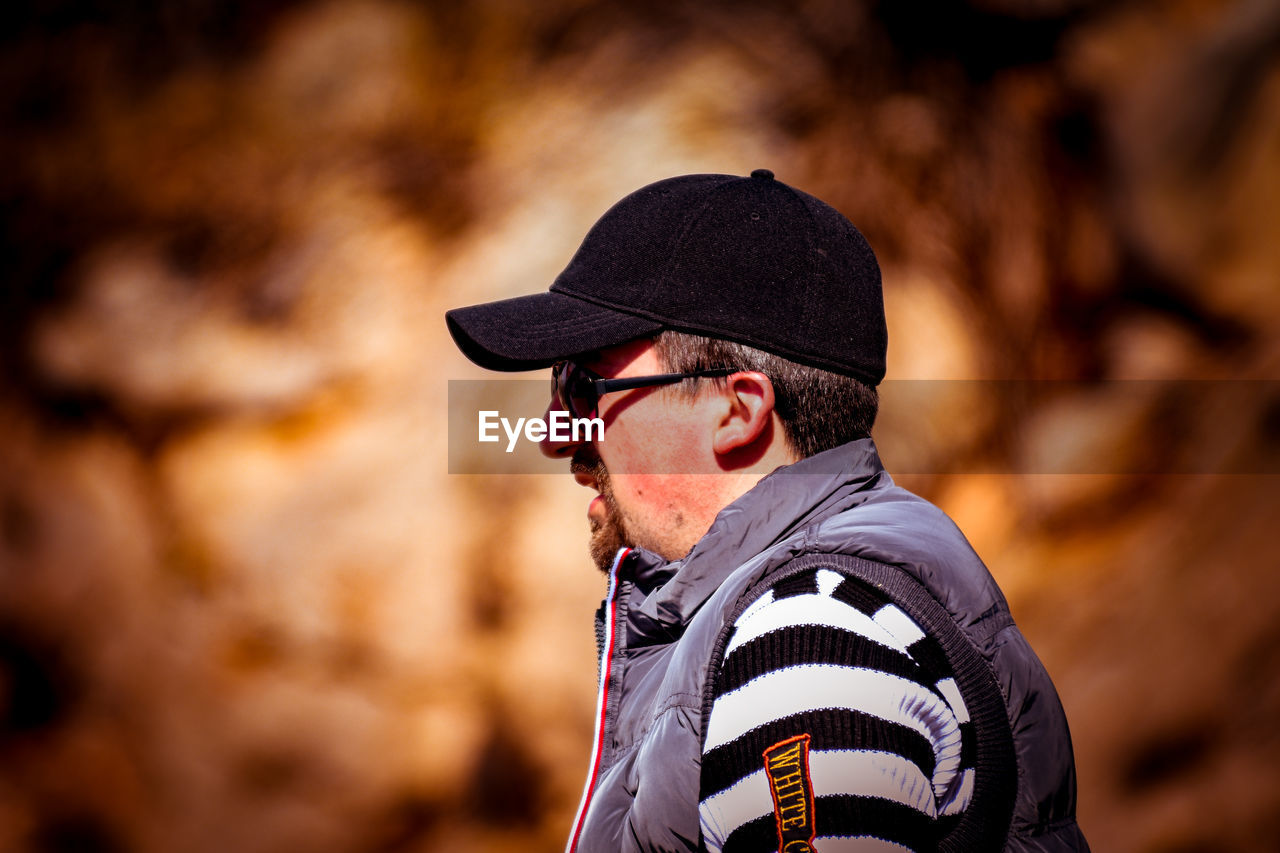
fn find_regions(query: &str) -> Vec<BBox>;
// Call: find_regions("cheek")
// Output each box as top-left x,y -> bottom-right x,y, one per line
596,395 -> 713,481
610,422 -> 706,476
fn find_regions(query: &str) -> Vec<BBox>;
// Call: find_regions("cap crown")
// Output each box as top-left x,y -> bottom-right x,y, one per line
550,171 -> 887,385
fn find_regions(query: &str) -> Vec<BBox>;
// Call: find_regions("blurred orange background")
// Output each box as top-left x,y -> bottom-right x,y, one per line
2,1 -> 1278,851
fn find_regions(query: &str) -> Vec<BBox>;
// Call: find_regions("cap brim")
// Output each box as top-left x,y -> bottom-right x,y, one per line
445,291 -> 664,372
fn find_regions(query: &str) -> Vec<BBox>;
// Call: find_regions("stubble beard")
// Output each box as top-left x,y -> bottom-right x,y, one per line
577,456 -> 633,573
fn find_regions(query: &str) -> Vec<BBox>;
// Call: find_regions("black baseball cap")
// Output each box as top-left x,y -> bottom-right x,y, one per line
445,169 -> 888,386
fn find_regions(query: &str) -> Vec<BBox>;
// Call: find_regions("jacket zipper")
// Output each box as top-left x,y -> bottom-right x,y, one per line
565,547 -> 630,853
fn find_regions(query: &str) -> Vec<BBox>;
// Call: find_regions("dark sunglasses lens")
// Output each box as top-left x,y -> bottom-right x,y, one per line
565,365 -> 596,419
552,362 -> 596,419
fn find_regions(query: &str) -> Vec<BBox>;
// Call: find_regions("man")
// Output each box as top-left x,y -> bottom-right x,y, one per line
446,170 -> 1088,852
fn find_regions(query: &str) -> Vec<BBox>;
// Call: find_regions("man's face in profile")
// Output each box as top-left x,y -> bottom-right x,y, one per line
542,340 -> 713,572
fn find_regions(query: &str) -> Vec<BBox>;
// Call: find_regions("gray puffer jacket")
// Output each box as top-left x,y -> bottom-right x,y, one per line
566,439 -> 1088,852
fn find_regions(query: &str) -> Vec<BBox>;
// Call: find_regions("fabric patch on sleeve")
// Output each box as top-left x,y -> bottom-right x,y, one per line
763,734 -> 817,853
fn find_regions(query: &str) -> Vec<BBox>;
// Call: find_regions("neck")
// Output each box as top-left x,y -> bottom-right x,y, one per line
673,442 -> 799,556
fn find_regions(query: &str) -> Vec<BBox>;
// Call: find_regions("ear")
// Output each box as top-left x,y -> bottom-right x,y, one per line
711,371 -> 776,455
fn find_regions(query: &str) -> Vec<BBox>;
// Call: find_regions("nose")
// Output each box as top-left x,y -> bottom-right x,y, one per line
539,397 -> 585,459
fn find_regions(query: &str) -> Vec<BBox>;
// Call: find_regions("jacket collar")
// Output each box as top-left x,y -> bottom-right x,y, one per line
621,437 -> 892,644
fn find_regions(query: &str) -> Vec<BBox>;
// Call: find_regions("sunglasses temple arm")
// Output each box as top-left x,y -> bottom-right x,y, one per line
592,375 -> 680,395
592,368 -> 738,396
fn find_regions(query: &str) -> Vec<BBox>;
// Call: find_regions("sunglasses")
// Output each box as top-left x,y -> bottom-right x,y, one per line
551,360 -> 741,421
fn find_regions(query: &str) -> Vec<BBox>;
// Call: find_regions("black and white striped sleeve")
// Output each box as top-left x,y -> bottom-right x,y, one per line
698,567 -> 975,852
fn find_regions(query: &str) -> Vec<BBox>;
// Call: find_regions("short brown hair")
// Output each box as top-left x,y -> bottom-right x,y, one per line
651,330 -> 878,459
